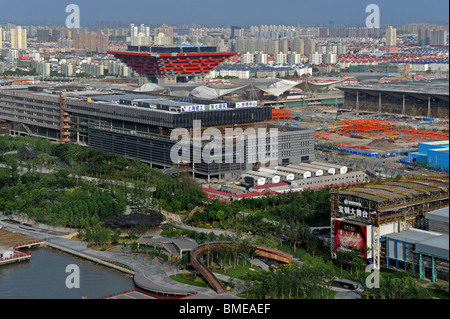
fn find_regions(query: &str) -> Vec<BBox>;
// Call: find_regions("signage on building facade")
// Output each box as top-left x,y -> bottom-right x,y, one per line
338,205 -> 370,219
344,199 -> 362,207
235,101 -> 258,108
209,103 -> 227,110
181,105 -> 206,112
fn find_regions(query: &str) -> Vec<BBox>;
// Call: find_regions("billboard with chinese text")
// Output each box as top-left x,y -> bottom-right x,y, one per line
334,220 -> 368,258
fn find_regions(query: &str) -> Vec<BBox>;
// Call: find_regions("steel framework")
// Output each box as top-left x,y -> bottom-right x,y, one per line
107,51 -> 238,78
270,109 -> 294,121
190,242 -> 292,293
331,118 -> 449,142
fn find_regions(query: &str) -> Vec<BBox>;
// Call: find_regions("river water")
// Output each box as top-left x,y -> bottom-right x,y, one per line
0,246 -> 137,299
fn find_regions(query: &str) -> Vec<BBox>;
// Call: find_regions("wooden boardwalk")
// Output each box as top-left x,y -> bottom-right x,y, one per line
0,228 -> 44,249
0,228 -> 44,265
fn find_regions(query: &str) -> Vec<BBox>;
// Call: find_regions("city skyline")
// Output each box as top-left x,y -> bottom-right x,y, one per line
0,0 -> 448,28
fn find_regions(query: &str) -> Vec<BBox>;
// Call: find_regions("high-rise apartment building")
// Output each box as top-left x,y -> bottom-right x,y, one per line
73,29 -> 109,53
134,32 -> 152,46
130,23 -> 151,46
287,52 -> 302,65
254,52 -> 268,64
130,24 -> 138,45
96,31 -> 109,53
291,38 -> 304,55
323,52 -> 337,64
0,28 -> 3,49
304,38 -> 316,56
36,61 -> 51,76
429,29 -> 448,46
419,27 -> 448,46
61,63 -> 74,77
275,52 -> 287,65
309,52 -> 322,65
10,27 -> 27,49
240,52 -> 254,64
385,26 -> 397,46
153,24 -> 173,44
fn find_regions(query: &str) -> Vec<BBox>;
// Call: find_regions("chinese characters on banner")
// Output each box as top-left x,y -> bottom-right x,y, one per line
338,205 -> 370,218
235,101 -> 258,108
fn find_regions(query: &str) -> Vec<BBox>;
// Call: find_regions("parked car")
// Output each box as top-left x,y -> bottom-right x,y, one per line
312,228 -> 330,235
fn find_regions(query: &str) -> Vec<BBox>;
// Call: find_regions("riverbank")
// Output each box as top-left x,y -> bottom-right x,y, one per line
0,217 -> 224,299
0,246 -> 137,299
43,241 -> 135,276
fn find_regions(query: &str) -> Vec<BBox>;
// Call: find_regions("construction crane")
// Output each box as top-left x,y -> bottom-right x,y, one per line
331,109 -> 343,133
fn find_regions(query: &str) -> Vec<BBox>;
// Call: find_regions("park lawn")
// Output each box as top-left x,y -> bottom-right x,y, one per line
237,287 -> 337,299
278,243 -> 355,280
87,243 -> 116,251
213,261 -> 263,279
427,286 -> 449,299
170,273 -> 210,288
278,243 -> 329,261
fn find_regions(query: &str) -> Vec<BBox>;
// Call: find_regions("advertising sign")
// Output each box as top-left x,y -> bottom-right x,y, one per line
209,103 -> 227,110
334,220 -> 368,258
181,105 -> 206,112
338,199 -> 370,219
235,101 -> 258,108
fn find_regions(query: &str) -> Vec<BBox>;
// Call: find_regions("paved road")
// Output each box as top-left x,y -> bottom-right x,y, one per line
1,216 -> 364,299
330,278 -> 364,299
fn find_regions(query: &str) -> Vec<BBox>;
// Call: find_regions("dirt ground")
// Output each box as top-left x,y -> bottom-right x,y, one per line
291,105 -> 448,155
320,133 -> 416,154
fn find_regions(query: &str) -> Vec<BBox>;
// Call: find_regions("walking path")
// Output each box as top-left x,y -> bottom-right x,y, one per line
0,215 -> 362,299
0,218 -> 222,299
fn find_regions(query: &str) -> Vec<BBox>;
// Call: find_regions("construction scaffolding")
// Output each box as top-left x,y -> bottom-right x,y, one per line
331,119 -> 449,142
330,175 -> 449,269
270,109 -> 294,122
331,175 -> 449,225
60,95 -> 71,144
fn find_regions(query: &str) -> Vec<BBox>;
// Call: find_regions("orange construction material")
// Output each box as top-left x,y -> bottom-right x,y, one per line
331,119 -> 448,142
271,109 -> 293,121
333,119 -> 397,137
315,132 -> 331,142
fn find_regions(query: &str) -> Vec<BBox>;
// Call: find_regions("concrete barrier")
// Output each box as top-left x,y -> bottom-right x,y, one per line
43,242 -> 135,276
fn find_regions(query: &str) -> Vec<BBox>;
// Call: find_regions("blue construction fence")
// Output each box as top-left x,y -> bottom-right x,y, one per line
315,144 -> 381,158
384,151 -> 412,157
398,157 -> 450,173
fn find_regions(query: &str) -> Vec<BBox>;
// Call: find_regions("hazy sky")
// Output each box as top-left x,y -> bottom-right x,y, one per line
1,0 -> 448,27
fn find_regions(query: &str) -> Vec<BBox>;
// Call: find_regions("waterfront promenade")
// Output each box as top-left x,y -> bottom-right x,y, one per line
0,217 -> 238,299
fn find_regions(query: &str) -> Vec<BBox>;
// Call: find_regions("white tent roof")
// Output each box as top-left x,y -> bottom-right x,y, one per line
190,84 -> 252,99
258,79 -> 302,97
134,83 -> 165,93
135,78 -> 344,99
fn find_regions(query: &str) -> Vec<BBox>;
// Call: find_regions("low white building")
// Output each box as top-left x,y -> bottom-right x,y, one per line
0,246 -> 14,260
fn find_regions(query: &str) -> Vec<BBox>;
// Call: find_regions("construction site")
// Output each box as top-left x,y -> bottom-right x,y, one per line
267,105 -> 449,162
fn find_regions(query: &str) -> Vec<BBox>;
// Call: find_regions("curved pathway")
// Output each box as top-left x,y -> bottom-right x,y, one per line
0,218 -> 220,298
1,217 -> 362,299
